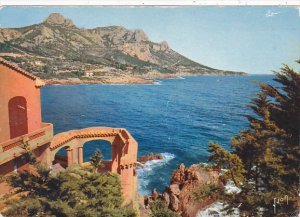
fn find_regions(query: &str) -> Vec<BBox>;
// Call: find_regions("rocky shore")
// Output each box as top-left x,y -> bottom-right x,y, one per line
44,71 -> 246,86
139,161 -> 225,217
45,75 -> 156,85
137,154 -> 164,163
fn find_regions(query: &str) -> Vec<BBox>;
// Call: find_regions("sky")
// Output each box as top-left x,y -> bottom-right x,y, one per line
0,6 -> 299,74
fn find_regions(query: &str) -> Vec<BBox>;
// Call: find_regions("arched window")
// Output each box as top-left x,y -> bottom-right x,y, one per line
8,96 -> 28,139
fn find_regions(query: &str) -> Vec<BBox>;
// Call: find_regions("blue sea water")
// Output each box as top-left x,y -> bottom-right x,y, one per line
41,75 -> 275,195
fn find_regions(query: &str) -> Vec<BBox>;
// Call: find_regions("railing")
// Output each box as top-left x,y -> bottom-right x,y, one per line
80,160 -> 112,172
0,123 -> 53,153
49,128 -> 121,151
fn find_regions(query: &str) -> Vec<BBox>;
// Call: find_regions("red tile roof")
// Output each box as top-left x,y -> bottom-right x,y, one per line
0,57 -> 45,87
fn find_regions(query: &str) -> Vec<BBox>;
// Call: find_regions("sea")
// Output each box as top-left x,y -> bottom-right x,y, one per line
41,75 -> 275,195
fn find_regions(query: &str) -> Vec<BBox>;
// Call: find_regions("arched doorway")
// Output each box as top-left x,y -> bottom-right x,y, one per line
8,96 -> 28,139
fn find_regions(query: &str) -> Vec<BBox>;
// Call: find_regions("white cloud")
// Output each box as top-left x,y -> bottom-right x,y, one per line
265,10 -> 281,18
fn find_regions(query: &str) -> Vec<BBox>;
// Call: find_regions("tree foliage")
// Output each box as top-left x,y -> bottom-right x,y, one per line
4,152 -> 134,217
90,149 -> 104,171
192,183 -> 219,202
208,61 -> 300,216
208,142 -> 245,187
150,200 -> 180,217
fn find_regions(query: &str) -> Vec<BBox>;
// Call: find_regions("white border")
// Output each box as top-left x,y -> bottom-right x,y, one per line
0,0 -> 299,6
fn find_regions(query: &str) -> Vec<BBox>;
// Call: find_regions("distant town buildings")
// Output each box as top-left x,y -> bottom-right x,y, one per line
84,71 -> 94,77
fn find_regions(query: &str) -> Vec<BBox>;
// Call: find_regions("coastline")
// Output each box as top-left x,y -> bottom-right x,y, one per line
44,72 -> 247,86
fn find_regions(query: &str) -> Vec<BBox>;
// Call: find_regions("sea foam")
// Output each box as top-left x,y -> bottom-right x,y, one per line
196,202 -> 239,217
196,181 -> 241,216
137,152 -> 175,195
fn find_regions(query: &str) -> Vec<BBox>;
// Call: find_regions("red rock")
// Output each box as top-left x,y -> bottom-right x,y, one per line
169,193 -> 180,212
169,184 -> 180,196
138,154 -> 163,163
151,188 -> 159,200
162,192 -> 170,207
153,164 -> 222,217
170,163 -> 186,184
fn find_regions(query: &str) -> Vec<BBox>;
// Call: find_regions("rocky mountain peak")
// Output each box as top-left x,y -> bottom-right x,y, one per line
0,13 -> 239,76
160,41 -> 169,51
43,13 -> 75,27
132,29 -> 149,42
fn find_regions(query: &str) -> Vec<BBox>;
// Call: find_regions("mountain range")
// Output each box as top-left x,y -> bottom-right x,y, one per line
0,13 -> 245,83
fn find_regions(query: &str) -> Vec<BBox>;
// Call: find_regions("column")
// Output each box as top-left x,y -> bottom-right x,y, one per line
78,147 -> 83,165
66,148 -> 73,167
120,164 -> 134,205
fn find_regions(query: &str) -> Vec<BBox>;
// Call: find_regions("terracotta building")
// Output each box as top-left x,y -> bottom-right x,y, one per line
0,58 -> 138,204
0,58 -> 53,175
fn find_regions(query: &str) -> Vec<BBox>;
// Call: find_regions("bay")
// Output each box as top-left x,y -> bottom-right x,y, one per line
41,75 -> 275,194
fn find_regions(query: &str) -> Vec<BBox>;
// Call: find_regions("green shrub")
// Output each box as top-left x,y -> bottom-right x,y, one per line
150,200 -> 180,217
192,184 -> 219,202
4,163 -> 134,217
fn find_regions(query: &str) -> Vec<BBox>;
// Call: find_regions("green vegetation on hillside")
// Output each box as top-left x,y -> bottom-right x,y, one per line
0,13 -> 246,78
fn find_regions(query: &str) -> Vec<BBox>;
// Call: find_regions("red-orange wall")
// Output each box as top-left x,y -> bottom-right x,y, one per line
0,160 -> 15,175
0,64 -> 42,142
0,143 -> 50,176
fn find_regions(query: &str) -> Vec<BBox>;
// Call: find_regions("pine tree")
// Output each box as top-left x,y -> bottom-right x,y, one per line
208,62 -> 299,216
208,141 -> 245,187
229,92 -> 289,215
5,163 -> 134,216
90,149 -> 104,171
232,93 -> 287,184
260,62 -> 300,197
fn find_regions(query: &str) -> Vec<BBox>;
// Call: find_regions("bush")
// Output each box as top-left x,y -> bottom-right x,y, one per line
150,201 -> 180,217
192,184 -> 219,202
4,164 -> 135,217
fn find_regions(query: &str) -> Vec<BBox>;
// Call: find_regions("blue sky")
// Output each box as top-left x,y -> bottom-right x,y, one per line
0,6 -> 299,74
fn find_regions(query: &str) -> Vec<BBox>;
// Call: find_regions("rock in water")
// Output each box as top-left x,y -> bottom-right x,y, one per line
138,153 -> 163,163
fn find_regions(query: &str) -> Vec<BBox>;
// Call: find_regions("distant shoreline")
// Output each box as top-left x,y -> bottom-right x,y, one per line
44,72 -> 248,86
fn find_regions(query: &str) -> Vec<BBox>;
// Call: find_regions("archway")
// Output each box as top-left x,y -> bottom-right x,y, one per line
8,96 -> 28,139
82,140 -> 112,172
83,140 -> 112,161
52,146 -> 71,170
47,127 -> 138,204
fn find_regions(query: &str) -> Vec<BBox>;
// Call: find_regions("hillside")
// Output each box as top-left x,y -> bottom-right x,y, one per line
0,13 -> 246,84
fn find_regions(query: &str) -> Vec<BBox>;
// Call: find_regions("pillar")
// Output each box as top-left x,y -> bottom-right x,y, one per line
39,143 -> 52,167
66,148 -> 73,167
78,147 -> 83,165
120,164 -> 135,205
